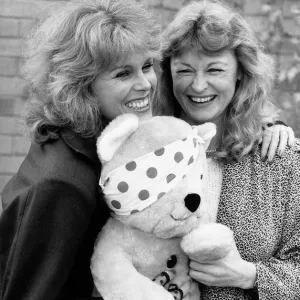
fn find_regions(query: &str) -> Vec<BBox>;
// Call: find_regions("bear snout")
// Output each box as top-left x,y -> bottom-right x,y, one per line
184,194 -> 201,212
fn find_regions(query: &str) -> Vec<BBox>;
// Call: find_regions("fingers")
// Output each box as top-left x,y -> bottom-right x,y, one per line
260,127 -> 273,160
261,124 -> 295,162
189,261 -> 223,287
179,280 -> 191,297
267,125 -> 280,161
152,271 -> 187,300
287,126 -> 295,147
152,270 -> 174,287
189,260 -> 215,273
168,284 -> 184,300
189,269 -> 214,287
153,270 -> 195,300
168,275 -> 194,300
277,126 -> 295,155
277,126 -> 289,157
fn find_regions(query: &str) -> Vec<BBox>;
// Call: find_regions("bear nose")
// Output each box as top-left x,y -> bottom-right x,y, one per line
184,194 -> 201,212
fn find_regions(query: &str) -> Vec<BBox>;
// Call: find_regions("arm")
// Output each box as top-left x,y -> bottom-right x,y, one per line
187,143 -> 300,299
255,143 -> 300,299
0,176 -> 95,300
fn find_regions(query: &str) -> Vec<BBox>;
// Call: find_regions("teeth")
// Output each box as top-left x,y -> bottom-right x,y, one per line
191,96 -> 214,103
126,97 -> 149,110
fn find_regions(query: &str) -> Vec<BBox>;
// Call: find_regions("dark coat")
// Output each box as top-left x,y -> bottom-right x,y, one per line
0,129 -> 110,300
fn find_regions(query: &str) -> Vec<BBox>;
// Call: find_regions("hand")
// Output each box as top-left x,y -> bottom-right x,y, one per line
188,241 -> 256,290
153,270 -> 200,300
260,122 -> 295,161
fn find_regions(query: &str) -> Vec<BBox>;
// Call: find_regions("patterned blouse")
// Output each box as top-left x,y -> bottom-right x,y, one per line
200,139 -> 300,300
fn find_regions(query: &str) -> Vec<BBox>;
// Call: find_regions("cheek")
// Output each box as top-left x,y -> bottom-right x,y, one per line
92,79 -> 114,100
108,82 -> 132,101
172,77 -> 189,97
148,70 -> 158,90
214,77 -> 237,97
91,81 -> 102,98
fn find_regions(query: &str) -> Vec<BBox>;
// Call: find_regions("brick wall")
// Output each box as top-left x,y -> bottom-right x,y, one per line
0,0 -> 299,213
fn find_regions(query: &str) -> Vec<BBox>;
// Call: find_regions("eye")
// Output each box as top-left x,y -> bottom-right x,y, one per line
142,62 -> 154,71
177,69 -> 192,75
208,68 -> 223,73
116,70 -> 130,78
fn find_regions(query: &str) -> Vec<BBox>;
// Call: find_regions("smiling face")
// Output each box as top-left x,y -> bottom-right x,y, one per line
92,52 -> 157,122
170,48 -> 239,127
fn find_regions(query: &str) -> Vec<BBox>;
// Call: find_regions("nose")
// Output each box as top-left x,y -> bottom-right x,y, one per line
184,193 -> 201,212
192,73 -> 208,92
134,72 -> 151,91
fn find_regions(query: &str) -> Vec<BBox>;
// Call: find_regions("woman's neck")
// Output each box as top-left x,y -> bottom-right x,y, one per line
206,132 -> 222,151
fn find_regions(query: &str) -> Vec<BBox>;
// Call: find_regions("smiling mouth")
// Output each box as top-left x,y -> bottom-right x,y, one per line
125,97 -> 149,110
189,95 -> 216,103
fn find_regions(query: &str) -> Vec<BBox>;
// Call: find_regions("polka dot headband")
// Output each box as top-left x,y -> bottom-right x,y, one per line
99,130 -> 206,215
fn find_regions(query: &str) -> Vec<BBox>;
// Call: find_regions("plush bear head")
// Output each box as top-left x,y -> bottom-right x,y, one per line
97,114 -> 216,239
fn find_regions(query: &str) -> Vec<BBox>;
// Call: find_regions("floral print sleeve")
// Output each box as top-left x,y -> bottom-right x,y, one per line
256,140 -> 300,299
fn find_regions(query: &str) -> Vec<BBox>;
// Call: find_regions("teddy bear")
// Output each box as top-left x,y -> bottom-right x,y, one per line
91,114 -> 235,300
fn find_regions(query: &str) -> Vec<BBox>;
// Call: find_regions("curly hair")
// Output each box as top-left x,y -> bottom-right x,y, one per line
153,0 -> 278,162
23,0 -> 162,143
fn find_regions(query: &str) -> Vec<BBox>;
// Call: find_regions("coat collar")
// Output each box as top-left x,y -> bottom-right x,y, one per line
60,129 -> 100,166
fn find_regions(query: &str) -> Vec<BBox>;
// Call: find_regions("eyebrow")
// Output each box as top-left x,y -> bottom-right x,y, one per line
173,60 -> 229,67
110,64 -> 128,72
208,61 -> 228,67
111,57 -> 153,72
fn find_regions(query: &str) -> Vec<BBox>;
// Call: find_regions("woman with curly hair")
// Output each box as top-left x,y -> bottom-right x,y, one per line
0,0 -> 162,299
153,0 -> 300,299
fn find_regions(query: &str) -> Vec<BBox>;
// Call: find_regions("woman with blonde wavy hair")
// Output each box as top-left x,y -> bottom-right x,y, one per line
153,0 -> 300,299
155,0 -> 293,162
0,0 -> 165,299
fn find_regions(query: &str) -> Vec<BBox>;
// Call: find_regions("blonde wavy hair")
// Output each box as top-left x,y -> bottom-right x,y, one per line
23,0 -> 162,143
153,0 -> 278,162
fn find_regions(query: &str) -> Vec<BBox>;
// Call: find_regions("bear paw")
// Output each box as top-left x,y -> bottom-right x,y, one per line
181,223 -> 235,262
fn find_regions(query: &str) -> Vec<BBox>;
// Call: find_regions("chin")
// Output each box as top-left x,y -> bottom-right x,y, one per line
140,111 -> 153,120
130,109 -> 152,120
184,109 -> 218,124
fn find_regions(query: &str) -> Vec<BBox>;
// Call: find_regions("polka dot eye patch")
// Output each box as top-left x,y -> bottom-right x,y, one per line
99,133 -> 205,215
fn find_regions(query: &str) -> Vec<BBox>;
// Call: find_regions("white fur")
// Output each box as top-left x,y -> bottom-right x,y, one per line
97,114 -> 139,163
194,122 -> 217,151
92,117 -> 233,300
181,223 -> 234,261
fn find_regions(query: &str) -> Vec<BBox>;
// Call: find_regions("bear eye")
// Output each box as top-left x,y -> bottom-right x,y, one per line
167,255 -> 177,268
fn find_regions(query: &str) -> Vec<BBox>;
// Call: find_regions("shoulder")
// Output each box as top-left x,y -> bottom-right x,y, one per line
31,136 -> 100,192
2,142 -> 100,211
10,175 -> 97,210
290,138 -> 300,154
223,138 -> 300,173
251,138 -> 300,162
249,138 -> 300,177
273,138 -> 300,167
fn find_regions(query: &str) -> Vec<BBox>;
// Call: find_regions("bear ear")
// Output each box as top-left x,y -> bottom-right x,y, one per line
194,122 -> 217,151
97,114 -> 139,163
